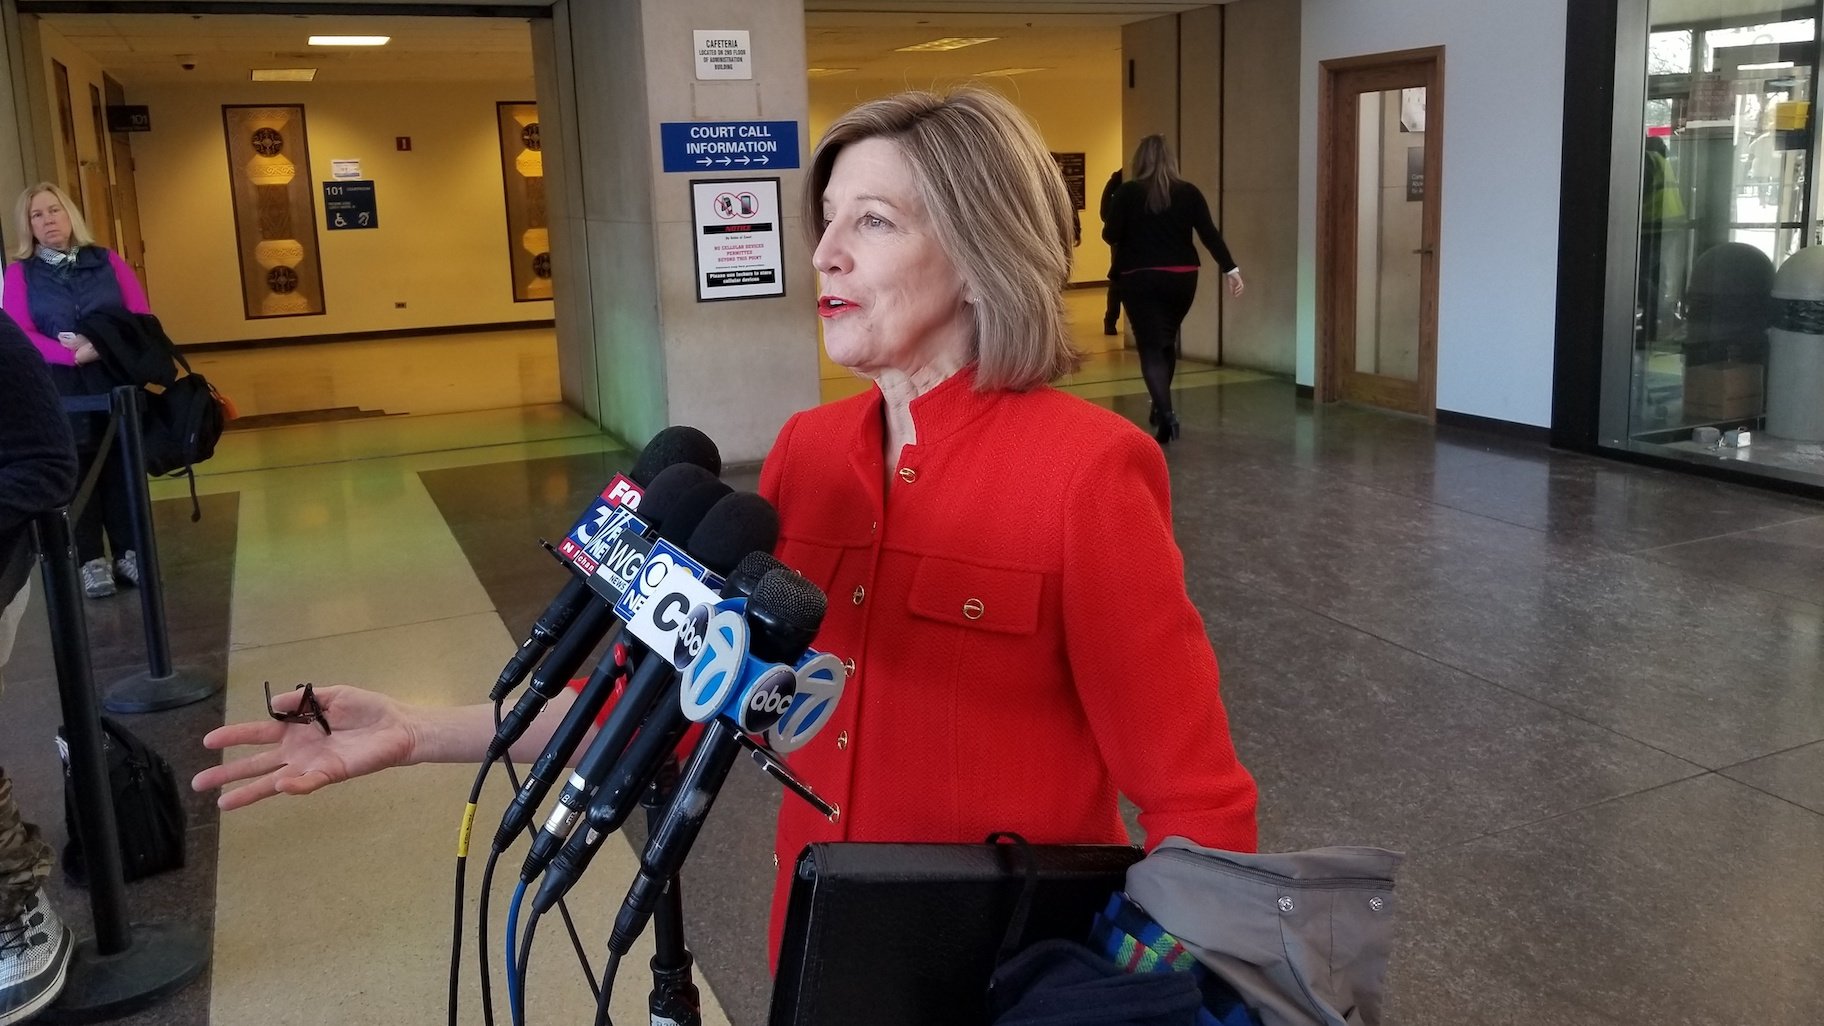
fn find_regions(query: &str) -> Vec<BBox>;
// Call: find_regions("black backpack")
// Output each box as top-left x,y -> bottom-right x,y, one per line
142,349 -> 226,522
54,715 -> 187,886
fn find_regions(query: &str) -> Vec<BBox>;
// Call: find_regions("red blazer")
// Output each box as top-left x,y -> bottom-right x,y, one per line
757,366 -> 1258,965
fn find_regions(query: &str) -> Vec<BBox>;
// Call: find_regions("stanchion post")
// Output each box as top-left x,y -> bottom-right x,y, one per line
31,508 -> 209,1023
102,385 -> 219,714
32,509 -> 131,955
111,387 -> 172,680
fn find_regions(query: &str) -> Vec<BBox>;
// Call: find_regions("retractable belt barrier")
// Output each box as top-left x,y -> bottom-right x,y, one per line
60,386 -> 220,713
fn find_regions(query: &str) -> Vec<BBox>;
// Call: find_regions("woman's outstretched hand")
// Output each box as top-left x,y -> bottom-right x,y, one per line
193,685 -> 418,811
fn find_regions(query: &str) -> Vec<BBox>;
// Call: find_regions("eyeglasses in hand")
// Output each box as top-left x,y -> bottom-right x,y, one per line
264,681 -> 332,735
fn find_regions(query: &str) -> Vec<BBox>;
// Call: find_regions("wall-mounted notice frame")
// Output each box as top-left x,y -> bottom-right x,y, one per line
497,101 -> 552,302
221,104 -> 325,319
690,177 -> 784,301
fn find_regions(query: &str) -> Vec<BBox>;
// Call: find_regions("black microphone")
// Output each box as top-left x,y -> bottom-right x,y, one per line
488,482 -> 756,855
483,463 -> 730,762
604,567 -> 826,955
519,505 -> 781,888
487,426 -> 720,702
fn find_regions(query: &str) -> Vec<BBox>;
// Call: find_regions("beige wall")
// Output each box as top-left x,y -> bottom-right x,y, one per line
1221,0 -> 1299,376
1121,5 -> 1299,372
129,79 -> 546,345
28,18 -> 112,248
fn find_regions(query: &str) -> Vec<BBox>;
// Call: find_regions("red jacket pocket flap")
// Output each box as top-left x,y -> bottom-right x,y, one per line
907,556 -> 1042,635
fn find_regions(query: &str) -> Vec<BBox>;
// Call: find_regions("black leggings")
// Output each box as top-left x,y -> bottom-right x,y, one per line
73,444 -> 135,565
1121,270 -> 1199,416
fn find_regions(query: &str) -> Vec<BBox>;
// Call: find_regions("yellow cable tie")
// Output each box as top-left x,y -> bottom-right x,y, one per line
458,802 -> 478,858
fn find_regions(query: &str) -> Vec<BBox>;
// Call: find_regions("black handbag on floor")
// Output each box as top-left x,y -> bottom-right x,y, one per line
54,715 -> 186,885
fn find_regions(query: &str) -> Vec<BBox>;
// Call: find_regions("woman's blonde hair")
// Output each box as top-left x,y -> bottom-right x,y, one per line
1131,135 -> 1180,214
11,182 -> 94,260
804,89 -> 1082,391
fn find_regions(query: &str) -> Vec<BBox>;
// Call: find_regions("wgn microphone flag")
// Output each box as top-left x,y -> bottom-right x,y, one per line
510,501 -> 781,876
492,426 -> 721,702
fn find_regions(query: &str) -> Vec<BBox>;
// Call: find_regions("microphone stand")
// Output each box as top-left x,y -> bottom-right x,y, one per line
641,755 -> 702,1026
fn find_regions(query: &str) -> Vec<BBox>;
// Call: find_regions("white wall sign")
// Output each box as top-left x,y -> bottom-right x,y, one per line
690,177 -> 784,301
331,158 -> 361,180
694,30 -> 752,80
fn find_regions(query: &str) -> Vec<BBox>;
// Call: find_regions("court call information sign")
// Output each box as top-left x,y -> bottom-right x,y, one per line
694,30 -> 752,80
691,177 -> 784,301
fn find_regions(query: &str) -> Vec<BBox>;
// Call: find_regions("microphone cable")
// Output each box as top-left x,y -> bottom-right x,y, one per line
506,878 -> 530,1026
490,699 -> 602,1020
447,699 -> 603,1026
593,949 -> 625,1026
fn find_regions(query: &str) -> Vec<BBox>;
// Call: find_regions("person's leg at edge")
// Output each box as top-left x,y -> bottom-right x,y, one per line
0,583 -> 72,1026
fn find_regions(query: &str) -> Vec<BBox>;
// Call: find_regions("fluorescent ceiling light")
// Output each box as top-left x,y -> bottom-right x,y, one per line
977,67 -> 1047,77
308,35 -> 390,46
807,67 -> 858,78
895,37 -> 998,53
1740,61 -> 1795,71
251,68 -> 318,82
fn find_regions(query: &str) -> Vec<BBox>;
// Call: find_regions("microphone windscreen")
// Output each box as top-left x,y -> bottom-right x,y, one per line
750,567 -> 827,638
722,551 -> 787,599
631,426 -> 721,486
636,463 -> 719,533
661,478 -> 734,549
687,494 -> 781,577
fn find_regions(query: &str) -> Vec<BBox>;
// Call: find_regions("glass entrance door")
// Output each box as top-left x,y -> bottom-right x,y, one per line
1621,2 -> 1824,485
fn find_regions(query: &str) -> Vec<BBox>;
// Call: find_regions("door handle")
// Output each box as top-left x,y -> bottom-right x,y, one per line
1412,247 -> 1435,256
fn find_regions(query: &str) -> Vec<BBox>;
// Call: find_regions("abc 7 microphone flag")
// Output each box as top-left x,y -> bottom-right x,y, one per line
677,599 -> 847,751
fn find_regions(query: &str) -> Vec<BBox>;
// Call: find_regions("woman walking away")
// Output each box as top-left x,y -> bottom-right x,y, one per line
1103,135 -> 1244,444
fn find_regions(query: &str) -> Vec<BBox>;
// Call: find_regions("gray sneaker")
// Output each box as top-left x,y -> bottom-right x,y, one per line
79,558 -> 115,598
114,550 -> 138,588
0,890 -> 73,1025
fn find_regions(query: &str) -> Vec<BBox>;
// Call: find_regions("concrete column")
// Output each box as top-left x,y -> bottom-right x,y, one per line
544,0 -> 817,464
0,1 -> 47,254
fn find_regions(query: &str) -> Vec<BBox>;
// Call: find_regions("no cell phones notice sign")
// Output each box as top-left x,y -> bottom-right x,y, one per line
690,178 -> 785,301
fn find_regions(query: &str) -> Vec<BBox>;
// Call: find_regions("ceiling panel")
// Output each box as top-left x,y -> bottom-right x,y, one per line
41,0 -> 1229,88
39,13 -> 533,85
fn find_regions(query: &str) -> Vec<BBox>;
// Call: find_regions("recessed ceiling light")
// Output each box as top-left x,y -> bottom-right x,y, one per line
895,37 -> 998,53
977,67 -> 1048,77
251,68 -> 318,82
308,35 -> 390,46
806,67 -> 858,78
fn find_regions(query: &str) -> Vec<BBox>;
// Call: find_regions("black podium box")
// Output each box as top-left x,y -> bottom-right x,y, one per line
769,841 -> 1143,1026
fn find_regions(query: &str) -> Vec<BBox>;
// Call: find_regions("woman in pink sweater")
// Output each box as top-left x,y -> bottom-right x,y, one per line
3,182 -> 152,598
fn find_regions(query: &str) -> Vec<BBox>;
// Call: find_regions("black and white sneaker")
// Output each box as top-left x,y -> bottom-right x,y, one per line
0,890 -> 73,1025
114,550 -> 139,589
79,559 -> 114,599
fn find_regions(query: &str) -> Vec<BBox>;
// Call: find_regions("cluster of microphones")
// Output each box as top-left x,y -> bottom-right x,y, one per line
471,425 -> 846,1022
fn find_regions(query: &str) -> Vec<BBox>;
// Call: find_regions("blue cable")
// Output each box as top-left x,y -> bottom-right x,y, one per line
506,878 -> 528,1026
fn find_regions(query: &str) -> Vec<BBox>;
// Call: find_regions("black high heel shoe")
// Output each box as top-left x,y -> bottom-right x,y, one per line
1154,411 -> 1180,445
1148,403 -> 1158,426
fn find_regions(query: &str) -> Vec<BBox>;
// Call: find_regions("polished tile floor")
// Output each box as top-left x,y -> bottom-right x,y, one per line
3,375 -> 1821,1025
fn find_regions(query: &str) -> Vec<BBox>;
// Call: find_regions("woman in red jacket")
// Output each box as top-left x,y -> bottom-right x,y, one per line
194,89 -> 1257,966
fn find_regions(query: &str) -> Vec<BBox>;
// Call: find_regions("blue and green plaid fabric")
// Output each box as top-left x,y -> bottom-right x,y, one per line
1089,892 -> 1263,1026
